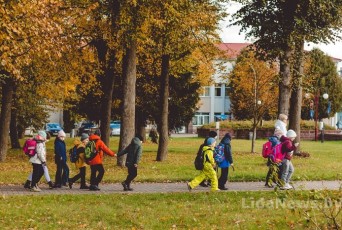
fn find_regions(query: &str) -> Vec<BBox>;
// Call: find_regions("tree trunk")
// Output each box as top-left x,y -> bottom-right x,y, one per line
10,106 -> 21,149
289,39 -> 304,147
118,43 -> 137,166
99,50 -> 116,146
135,114 -> 146,142
0,77 -> 14,161
278,46 -> 293,116
10,83 -> 20,149
156,54 -> 170,161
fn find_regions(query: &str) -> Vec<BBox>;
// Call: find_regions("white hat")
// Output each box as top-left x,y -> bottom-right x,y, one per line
286,129 -> 297,138
58,130 -> 66,137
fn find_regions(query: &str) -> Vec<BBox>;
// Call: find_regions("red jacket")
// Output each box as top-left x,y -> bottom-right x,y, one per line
88,134 -> 115,165
280,136 -> 296,160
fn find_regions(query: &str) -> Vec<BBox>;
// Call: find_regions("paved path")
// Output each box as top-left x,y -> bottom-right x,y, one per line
0,181 -> 340,196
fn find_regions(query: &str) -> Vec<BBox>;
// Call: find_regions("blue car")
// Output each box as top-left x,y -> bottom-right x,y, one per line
45,123 -> 63,136
110,121 -> 121,136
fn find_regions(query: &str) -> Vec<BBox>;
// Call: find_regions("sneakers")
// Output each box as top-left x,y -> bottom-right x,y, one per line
281,183 -> 293,190
187,183 -> 192,192
89,185 -> 100,191
68,181 -> 73,189
122,182 -> 129,191
80,185 -> 90,189
30,185 -> 42,192
218,186 -> 228,190
24,180 -> 31,189
48,181 -> 54,189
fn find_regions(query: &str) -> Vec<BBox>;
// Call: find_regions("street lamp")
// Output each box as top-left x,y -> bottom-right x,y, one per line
314,92 -> 329,142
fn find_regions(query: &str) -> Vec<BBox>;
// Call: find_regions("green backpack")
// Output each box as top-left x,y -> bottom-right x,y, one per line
84,140 -> 98,164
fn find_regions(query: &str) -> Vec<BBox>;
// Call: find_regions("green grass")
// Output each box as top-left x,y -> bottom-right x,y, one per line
1,190 -> 341,229
0,137 -> 341,185
1,137 -> 341,229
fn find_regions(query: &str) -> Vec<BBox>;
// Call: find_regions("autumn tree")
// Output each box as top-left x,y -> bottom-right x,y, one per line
228,50 -> 278,153
232,0 -> 342,145
302,49 -> 342,120
0,0 -> 77,161
143,0 -> 226,161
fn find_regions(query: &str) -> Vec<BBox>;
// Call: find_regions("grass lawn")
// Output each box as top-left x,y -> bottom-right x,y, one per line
1,137 -> 341,229
0,137 -> 341,185
1,190 -> 341,229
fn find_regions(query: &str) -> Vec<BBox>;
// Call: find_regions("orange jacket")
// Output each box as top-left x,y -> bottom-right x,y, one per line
88,134 -> 115,165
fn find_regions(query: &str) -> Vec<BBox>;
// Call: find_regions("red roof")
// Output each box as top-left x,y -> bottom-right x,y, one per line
216,43 -> 251,59
217,43 -> 342,62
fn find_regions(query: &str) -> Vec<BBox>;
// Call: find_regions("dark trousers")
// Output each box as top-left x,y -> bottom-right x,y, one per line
55,158 -> 69,186
90,164 -> 104,186
218,167 -> 229,188
124,165 -> 138,186
31,163 -> 44,187
70,166 -> 86,186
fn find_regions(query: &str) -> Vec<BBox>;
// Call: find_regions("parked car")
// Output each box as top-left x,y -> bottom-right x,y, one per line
45,123 -> 63,136
110,120 -> 121,136
78,122 -> 96,136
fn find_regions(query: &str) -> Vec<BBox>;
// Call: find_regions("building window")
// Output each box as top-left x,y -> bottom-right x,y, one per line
200,87 -> 210,97
215,84 -> 221,97
192,112 -> 210,126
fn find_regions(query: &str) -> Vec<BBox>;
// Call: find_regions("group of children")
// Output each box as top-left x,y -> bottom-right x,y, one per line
24,129 -> 144,192
265,114 -> 299,190
187,131 -> 234,192
188,113 -> 298,192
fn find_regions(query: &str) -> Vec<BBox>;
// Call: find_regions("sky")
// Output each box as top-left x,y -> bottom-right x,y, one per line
219,2 -> 342,61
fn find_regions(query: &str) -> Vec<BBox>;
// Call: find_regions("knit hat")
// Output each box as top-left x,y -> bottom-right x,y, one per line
38,130 -> 47,140
58,130 -> 66,137
208,131 -> 217,138
286,129 -> 297,138
81,133 -> 89,141
206,137 -> 216,146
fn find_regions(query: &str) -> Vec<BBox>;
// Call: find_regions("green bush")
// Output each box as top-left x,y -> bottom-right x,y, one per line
200,120 -> 335,130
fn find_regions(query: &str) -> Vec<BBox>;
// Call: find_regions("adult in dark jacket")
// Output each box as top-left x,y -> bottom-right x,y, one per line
217,133 -> 234,190
117,135 -> 143,191
54,130 -> 69,188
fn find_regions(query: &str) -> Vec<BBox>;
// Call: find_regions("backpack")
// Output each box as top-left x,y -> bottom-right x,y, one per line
262,136 -> 280,158
69,145 -> 78,163
194,150 -> 206,170
84,140 -> 98,164
23,139 -> 37,157
214,143 -> 225,163
269,143 -> 284,163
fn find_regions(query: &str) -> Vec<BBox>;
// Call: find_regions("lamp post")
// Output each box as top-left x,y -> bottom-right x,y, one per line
314,92 -> 329,142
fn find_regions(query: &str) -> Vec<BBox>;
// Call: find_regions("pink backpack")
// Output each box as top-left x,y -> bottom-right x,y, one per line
262,141 -> 273,158
23,139 -> 37,157
270,143 -> 284,163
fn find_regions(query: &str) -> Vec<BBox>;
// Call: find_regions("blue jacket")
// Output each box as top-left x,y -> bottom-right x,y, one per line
218,136 -> 233,168
54,137 -> 67,162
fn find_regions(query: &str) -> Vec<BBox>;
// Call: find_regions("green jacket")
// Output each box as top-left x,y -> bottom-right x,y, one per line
117,137 -> 142,167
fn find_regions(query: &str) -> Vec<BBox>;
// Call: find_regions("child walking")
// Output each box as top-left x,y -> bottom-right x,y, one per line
68,133 -> 90,189
280,129 -> 299,190
54,130 -> 69,188
187,137 -> 219,192
117,135 -> 143,191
